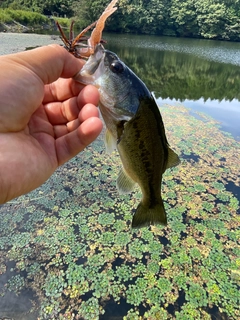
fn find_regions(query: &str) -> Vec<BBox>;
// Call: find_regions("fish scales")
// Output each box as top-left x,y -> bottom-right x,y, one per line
117,97 -> 169,227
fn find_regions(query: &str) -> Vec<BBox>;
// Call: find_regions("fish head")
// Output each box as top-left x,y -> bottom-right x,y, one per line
75,43 -> 151,120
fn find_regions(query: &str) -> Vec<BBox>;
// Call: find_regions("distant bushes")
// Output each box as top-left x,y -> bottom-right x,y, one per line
0,8 -> 81,33
0,9 -> 12,23
55,17 -> 72,29
0,9 -> 48,26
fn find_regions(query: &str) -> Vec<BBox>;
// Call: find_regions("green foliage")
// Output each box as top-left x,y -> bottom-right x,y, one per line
170,0 -> 198,37
146,287 -> 163,305
44,272 -> 67,298
79,297 -> 104,319
7,274 -> 25,293
147,261 -> 160,274
157,278 -> 172,295
186,283 -> 208,308
1,0 -> 74,17
55,17 -> 72,28
144,306 -> 168,319
126,283 -> 144,306
98,212 -> 115,225
117,0 -> 240,40
175,303 -> 201,319
0,8 -> 48,25
128,239 -> 144,259
115,232 -> 131,246
116,264 -> 133,282
0,99 -> 239,319
1,0 -> 240,40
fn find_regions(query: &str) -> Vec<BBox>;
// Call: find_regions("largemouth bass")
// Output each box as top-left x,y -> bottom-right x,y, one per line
75,44 -> 180,228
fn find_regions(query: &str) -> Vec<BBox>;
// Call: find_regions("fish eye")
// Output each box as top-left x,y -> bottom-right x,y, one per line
110,60 -> 124,74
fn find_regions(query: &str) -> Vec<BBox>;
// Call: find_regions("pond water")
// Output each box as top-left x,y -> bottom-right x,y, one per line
104,33 -> 240,140
0,32 -> 239,320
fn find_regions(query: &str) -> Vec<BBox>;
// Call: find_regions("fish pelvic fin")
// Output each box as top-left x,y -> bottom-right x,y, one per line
117,167 -> 136,194
131,198 -> 167,229
165,147 -> 180,170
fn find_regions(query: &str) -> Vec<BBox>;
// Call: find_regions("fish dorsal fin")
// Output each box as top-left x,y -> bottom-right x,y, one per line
104,129 -> 116,153
117,167 -> 136,194
165,147 -> 180,170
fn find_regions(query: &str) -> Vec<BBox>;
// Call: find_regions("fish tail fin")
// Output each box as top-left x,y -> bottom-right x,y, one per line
131,198 -> 167,229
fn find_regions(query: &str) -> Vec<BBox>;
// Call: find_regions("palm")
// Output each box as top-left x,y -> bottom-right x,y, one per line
1,105 -> 56,196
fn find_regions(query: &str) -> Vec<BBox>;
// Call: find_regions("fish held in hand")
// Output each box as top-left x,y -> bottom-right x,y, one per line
75,44 -> 180,228
57,0 -> 180,228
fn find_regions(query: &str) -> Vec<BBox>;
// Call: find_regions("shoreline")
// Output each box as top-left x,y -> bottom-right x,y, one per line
0,20 -> 57,34
1,22 -> 240,43
0,32 -> 61,55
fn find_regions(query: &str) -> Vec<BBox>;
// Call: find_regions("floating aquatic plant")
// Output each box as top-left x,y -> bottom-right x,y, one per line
126,283 -> 144,306
6,274 -> 25,294
0,105 -> 239,319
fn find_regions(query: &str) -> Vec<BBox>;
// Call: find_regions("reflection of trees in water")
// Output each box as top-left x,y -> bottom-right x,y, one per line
107,42 -> 240,101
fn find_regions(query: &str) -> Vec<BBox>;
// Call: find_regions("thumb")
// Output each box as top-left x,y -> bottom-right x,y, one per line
8,44 -> 84,85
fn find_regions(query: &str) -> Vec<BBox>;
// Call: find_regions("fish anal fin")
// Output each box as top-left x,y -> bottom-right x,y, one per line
104,129 -> 116,153
132,199 -> 167,229
117,168 -> 136,194
166,147 -> 180,170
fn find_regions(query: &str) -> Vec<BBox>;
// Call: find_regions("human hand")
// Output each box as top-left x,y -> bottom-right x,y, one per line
0,45 -> 102,204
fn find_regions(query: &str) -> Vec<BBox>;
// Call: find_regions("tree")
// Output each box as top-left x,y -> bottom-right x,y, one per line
4,0 -> 74,17
195,0 -> 240,40
170,0 -> 199,37
1,0 -> 240,40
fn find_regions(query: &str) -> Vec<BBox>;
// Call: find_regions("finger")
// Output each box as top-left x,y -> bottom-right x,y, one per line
53,119 -> 80,138
77,85 -> 100,109
44,85 -> 100,125
43,78 -> 85,103
44,97 -> 79,125
53,103 -> 99,138
79,103 -> 100,123
56,117 -> 103,165
9,44 -> 84,85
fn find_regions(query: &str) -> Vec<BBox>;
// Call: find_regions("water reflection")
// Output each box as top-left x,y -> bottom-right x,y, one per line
157,98 -> 240,139
105,33 -> 240,66
106,34 -> 240,101
105,33 -> 240,139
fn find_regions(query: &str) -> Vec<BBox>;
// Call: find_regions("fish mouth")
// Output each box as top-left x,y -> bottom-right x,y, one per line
74,44 -> 105,85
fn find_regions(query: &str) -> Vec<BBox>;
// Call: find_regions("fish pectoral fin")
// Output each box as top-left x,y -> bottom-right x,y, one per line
165,147 -> 180,170
132,198 -> 167,229
104,129 -> 117,153
117,168 -> 136,194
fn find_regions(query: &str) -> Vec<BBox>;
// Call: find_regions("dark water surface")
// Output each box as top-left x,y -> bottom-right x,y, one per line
105,33 -> 240,140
